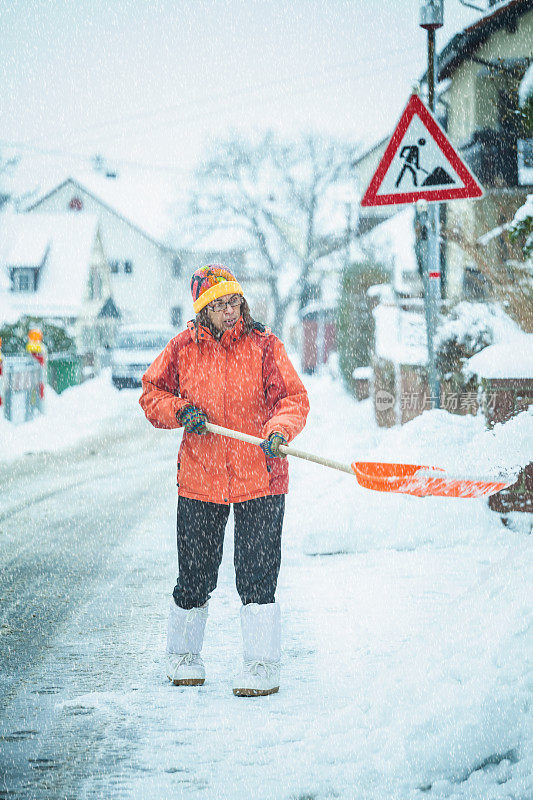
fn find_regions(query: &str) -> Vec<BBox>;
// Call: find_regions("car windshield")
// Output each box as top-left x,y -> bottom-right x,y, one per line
116,331 -> 173,349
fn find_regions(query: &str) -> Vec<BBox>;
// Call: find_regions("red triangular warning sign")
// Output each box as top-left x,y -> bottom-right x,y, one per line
361,94 -> 483,207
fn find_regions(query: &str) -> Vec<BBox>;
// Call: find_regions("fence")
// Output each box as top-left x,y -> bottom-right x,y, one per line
1,356 -> 43,424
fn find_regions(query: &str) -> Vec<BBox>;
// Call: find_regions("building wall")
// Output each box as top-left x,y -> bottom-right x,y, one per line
446,11 -> 532,146
29,183 -> 184,328
443,9 -> 532,300
74,231 -> 118,357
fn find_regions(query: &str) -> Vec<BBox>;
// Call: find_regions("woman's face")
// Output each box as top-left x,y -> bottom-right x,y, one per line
205,293 -> 242,333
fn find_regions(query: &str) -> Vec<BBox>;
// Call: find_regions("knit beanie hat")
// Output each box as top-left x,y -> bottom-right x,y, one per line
190,264 -> 244,314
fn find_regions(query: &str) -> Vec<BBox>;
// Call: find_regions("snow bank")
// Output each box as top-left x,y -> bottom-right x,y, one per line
403,543 -> 532,790
466,335 -> 533,379
297,376 -> 532,798
0,369 -> 141,463
302,380 -> 532,557
2,368 -> 531,798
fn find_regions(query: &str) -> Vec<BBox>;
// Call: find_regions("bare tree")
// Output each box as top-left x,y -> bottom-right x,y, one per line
187,131 -> 360,334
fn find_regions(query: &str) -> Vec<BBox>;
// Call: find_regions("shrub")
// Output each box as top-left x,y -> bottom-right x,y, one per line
336,260 -> 389,395
0,317 -> 76,355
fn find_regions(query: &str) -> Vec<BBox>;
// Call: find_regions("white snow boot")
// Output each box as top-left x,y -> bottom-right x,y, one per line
166,599 -> 208,686
233,602 -> 281,697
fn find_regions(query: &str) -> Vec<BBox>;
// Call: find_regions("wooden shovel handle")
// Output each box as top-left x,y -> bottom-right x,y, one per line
205,422 -> 355,476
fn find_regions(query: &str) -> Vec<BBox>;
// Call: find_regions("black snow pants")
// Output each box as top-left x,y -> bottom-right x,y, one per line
172,494 -> 285,610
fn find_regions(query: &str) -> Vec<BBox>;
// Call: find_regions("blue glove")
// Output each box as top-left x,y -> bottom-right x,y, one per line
260,432 -> 288,458
179,405 -> 208,434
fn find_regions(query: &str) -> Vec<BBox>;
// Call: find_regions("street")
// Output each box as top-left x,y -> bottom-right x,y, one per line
0,381 -> 530,800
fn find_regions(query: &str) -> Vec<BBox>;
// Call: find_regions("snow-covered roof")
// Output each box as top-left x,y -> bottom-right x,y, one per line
3,223 -> 50,268
0,213 -> 101,322
25,170 -> 179,247
439,0 -> 529,80
466,335 -> 533,379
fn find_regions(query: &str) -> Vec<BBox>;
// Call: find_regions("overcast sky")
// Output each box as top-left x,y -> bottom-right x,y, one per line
1,0 -> 481,183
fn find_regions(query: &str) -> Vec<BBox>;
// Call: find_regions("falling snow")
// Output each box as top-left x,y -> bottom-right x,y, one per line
0,369 -> 531,799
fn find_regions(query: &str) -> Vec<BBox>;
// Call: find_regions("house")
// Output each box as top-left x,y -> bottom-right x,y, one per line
354,0 -> 532,305
437,0 -> 533,300
0,213 -> 120,363
24,171 -> 186,329
352,0 -> 532,429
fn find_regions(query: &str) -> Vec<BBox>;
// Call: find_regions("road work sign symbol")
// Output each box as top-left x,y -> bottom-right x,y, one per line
361,93 -> 483,206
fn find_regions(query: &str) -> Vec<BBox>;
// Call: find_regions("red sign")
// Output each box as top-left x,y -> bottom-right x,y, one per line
361,94 -> 483,207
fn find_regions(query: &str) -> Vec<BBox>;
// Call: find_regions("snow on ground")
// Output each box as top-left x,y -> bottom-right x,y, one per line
0,369 -> 140,463
1,368 -> 532,798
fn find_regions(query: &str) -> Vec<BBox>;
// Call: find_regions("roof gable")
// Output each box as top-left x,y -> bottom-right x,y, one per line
25,173 -> 179,252
439,0 -> 531,79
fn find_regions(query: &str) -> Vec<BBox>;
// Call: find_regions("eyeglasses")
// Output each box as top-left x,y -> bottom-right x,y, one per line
208,295 -> 242,313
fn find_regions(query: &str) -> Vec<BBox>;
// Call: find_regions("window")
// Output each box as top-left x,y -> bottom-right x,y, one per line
170,306 -> 182,328
89,268 -> 103,300
11,268 -> 37,292
172,256 -> 182,277
109,259 -> 133,275
463,266 -> 488,301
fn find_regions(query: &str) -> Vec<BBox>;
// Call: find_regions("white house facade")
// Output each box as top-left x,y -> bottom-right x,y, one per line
25,174 -> 187,330
0,212 -> 119,359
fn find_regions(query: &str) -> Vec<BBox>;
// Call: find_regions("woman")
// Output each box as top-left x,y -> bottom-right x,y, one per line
139,265 -> 309,696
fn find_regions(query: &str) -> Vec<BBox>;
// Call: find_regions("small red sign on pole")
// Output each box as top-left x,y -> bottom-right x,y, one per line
361,94 -> 483,207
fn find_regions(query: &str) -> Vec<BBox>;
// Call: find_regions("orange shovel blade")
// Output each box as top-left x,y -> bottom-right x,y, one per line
351,462 -> 512,499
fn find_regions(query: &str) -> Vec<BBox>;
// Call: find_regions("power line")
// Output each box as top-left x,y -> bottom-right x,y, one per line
13,47 -> 422,152
0,142 -> 191,175
1,52 -> 422,174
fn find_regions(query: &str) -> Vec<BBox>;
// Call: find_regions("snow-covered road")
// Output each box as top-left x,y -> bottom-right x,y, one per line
0,373 -> 531,799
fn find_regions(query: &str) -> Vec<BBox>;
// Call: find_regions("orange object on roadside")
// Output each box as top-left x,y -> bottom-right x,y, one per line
26,328 -> 43,354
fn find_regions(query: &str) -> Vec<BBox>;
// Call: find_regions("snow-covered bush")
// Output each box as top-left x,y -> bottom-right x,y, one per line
0,316 -> 76,355
336,259 -> 389,396
436,303 -> 520,399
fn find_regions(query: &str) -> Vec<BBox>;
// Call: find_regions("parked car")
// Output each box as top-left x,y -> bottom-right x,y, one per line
111,325 -> 176,389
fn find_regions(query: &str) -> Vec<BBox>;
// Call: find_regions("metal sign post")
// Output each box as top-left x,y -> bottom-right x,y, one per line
420,0 -> 444,409
360,0 -> 483,419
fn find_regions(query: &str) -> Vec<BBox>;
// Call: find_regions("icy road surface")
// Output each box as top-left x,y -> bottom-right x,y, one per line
0,374 -> 531,800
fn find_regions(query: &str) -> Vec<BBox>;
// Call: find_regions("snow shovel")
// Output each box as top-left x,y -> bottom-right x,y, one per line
204,422 -> 513,499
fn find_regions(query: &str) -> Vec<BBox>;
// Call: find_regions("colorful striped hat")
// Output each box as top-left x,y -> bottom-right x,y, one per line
190,264 -> 244,314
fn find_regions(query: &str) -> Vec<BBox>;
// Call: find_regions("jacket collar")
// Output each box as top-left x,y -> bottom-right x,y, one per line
187,316 -> 245,347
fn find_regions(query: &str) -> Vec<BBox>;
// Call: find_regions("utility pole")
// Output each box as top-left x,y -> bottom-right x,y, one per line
419,0 -> 443,409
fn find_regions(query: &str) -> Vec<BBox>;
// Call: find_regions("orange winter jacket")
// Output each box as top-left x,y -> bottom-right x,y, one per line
139,317 -> 309,505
